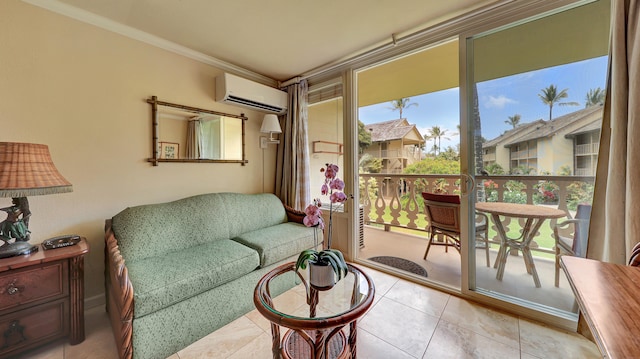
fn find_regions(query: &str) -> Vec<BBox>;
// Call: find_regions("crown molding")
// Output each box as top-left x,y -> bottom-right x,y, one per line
20,0 -> 277,87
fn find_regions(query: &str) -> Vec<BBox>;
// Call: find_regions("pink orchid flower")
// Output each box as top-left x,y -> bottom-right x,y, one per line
330,178 -> 345,191
330,192 -> 347,203
302,164 -> 347,246
324,164 -> 338,180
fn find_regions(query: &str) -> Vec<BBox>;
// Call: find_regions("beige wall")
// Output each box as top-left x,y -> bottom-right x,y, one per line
540,136 -> 572,174
308,98 -> 344,200
307,98 -> 351,256
0,1 -> 278,302
495,144 -> 512,171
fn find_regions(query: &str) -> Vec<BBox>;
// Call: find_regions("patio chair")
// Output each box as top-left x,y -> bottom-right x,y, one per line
553,203 -> 592,287
421,192 -> 490,266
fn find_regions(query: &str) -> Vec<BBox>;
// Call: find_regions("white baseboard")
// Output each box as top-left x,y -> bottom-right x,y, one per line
85,293 -> 105,309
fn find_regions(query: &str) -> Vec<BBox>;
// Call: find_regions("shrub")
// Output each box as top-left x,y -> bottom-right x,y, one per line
503,190 -> 527,204
566,181 -> 594,210
404,158 -> 460,175
533,180 -> 559,204
484,163 -> 505,175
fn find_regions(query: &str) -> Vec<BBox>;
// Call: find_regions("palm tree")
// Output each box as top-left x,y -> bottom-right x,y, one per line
585,87 -> 606,107
538,84 -> 579,121
357,120 -> 371,154
422,133 -> 432,153
429,126 -> 450,155
388,98 -> 418,119
504,114 -> 521,129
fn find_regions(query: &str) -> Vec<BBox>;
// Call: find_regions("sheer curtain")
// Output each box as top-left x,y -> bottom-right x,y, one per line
275,80 -> 310,210
588,0 -> 640,264
186,118 -> 201,159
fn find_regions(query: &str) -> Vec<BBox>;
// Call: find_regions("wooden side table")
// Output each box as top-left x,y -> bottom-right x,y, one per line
561,256 -> 640,358
0,237 -> 89,357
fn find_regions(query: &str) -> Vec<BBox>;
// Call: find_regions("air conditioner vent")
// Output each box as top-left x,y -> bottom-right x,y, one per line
226,95 -> 286,113
215,73 -> 288,114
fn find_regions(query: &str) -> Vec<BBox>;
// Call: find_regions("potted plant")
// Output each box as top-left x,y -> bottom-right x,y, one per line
295,164 -> 349,289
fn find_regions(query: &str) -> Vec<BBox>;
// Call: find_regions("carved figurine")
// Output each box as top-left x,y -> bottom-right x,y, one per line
12,197 -> 31,228
0,200 -> 31,243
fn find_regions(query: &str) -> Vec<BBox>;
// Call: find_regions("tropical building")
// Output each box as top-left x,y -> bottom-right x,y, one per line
361,118 -> 424,174
482,120 -> 546,171
483,106 -> 603,175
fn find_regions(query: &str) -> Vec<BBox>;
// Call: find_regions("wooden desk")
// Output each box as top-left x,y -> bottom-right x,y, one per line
476,202 -> 566,287
561,256 -> 640,358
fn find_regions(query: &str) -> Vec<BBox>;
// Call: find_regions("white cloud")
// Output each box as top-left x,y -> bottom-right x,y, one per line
417,126 -> 459,138
485,95 -> 517,109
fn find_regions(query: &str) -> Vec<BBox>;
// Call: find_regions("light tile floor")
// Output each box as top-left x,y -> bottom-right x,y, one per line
25,266 -> 599,359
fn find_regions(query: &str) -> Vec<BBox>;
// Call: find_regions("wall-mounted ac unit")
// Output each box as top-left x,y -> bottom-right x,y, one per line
215,73 -> 288,114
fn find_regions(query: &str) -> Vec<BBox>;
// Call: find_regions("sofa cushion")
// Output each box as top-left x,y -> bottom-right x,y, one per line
219,193 -> 289,238
232,222 -> 317,267
126,239 -> 260,318
112,193 -> 288,261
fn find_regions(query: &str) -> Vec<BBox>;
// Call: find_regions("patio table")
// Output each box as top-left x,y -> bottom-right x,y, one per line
475,202 -> 566,287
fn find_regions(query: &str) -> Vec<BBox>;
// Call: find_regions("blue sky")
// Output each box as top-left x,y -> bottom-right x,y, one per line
358,56 -> 608,151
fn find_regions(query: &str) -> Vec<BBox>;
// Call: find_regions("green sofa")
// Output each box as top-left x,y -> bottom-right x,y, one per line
104,193 -> 316,359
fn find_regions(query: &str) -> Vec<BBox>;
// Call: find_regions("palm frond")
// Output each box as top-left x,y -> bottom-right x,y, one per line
558,101 -> 580,107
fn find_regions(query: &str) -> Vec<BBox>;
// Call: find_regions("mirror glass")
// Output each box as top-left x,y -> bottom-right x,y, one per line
157,107 -> 244,160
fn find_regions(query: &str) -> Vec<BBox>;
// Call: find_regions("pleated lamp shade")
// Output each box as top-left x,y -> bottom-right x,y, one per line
0,142 -> 73,198
260,114 -> 282,134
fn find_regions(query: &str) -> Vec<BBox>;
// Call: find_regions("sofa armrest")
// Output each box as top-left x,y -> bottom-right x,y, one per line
284,204 -> 306,225
105,219 -> 134,359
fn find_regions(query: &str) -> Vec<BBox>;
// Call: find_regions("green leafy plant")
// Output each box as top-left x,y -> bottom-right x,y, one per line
295,248 -> 348,281
484,163 -> 505,175
566,181 -> 594,210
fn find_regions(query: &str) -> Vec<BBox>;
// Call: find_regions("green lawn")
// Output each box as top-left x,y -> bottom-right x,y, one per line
366,207 -> 556,259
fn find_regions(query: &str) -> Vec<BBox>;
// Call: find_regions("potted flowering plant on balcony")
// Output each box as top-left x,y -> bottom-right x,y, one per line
295,163 -> 349,289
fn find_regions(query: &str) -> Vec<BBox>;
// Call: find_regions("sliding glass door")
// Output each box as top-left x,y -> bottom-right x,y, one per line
325,0 -> 613,326
463,0 -> 609,318
355,41 -> 463,290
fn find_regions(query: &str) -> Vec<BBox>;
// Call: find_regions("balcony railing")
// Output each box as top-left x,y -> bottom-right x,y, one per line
576,143 -> 599,155
359,173 -> 595,256
483,153 -> 496,161
362,148 -> 421,161
575,168 -> 595,176
510,149 -> 537,160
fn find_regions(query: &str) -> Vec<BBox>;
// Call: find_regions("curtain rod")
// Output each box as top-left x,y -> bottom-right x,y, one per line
279,76 -> 302,88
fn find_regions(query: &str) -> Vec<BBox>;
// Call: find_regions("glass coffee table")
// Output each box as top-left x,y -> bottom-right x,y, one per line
253,262 -> 375,359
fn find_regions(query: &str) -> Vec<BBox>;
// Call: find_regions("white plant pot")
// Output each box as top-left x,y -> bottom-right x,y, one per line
309,262 -> 336,289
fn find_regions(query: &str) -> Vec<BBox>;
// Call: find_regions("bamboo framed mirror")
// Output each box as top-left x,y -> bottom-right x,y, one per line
147,96 -> 248,166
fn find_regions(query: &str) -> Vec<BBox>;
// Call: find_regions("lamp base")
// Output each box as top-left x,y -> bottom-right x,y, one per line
0,241 -> 38,259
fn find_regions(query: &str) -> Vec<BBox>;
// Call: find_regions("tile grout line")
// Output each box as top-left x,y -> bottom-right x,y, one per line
357,326 -> 421,359
420,294 -> 453,359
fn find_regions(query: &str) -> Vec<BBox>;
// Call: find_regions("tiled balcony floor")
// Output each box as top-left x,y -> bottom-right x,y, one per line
357,226 -> 579,313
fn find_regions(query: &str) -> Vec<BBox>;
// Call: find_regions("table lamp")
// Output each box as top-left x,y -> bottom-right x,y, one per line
0,142 -> 72,258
